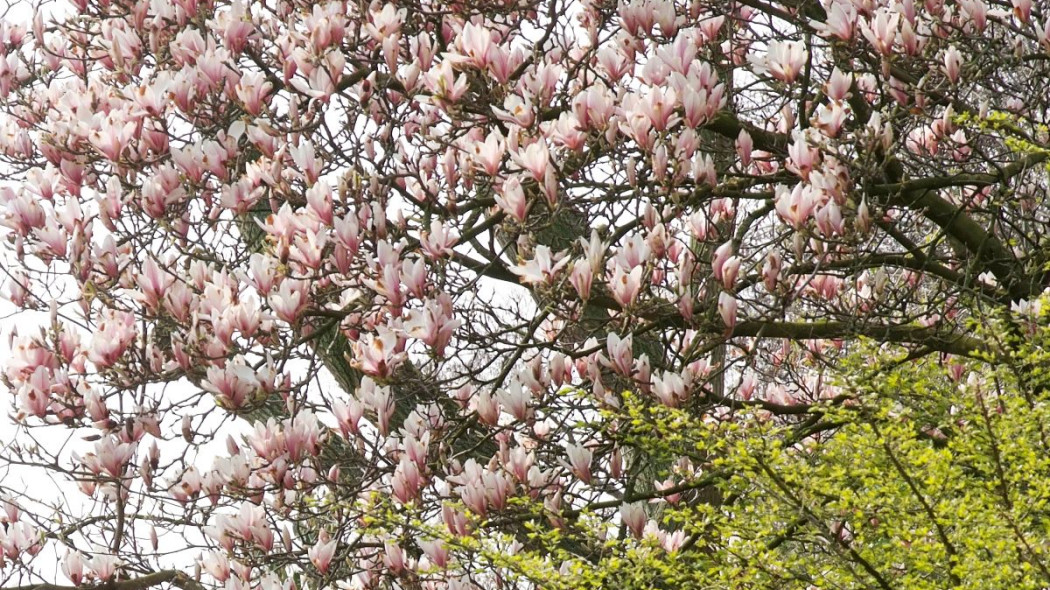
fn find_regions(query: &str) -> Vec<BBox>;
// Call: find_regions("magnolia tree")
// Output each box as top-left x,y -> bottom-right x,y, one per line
1,0 -> 1049,587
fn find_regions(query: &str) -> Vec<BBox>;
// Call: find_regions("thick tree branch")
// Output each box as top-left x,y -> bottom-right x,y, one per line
5,570 -> 206,590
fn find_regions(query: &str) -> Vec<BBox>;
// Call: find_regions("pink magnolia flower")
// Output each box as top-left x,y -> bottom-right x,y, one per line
458,22 -> 494,68
420,219 -> 458,259
660,528 -> 687,553
88,310 -> 137,369
856,197 -> 871,233
505,446 -> 536,482
290,229 -> 328,270
419,539 -> 449,568
655,477 -> 682,504
942,46 -> 963,84
493,377 -> 529,419
495,176 -> 528,223
762,40 -> 807,83
235,72 -> 272,116
786,132 -> 819,179
135,257 -> 175,310
762,252 -> 782,292
392,456 -> 425,503
739,374 -> 758,400
332,397 -> 364,438
774,183 -> 818,229
597,46 -> 631,79
488,44 -> 525,84
364,4 -> 405,41
218,0 -> 253,53
619,0 -> 656,36
861,9 -> 900,56
365,240 -> 405,307
202,362 -> 260,410
474,389 -> 500,426
565,443 -> 593,484
711,242 -> 734,282
289,140 -> 323,185
615,233 -> 651,270
950,129 -> 971,162
906,125 -> 939,156
88,554 -> 121,581
402,257 -> 427,298
1,189 -> 45,235
350,326 -> 405,379
356,377 -> 395,434
610,265 -> 643,307
605,333 -> 633,376
569,259 -> 593,300
169,466 -> 203,504
423,59 -> 468,104
308,537 -> 338,573
511,141 -> 550,182
620,112 -> 654,149
510,246 -> 570,285
472,130 -> 505,177
572,84 -> 615,130
718,292 -> 738,329
63,551 -> 86,585
814,1 -> 856,40
1012,0 -> 1032,22
384,541 -> 406,573
621,502 -> 646,538
637,87 -> 680,132
693,152 -> 717,185
736,129 -> 753,167
652,370 -> 687,407
403,299 -> 462,356
815,201 -> 845,237
812,101 -> 849,137
546,112 -> 586,151
825,67 -> 852,101
0,520 -> 40,560
89,116 -> 136,163
18,366 -> 51,418
721,256 -> 741,290
248,253 -> 279,294
201,552 -> 230,582
959,0 -> 987,31
268,279 -> 309,323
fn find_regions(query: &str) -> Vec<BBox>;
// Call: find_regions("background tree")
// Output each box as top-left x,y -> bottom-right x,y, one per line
0,0 -> 1048,588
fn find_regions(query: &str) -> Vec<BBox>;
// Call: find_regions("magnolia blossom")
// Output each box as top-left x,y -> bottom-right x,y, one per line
87,310 -> 137,369
511,141 -> 550,181
610,266 -> 644,307
495,176 -> 528,222
309,537 -> 338,573
761,41 -> 808,83
775,183 -> 819,229
62,551 -> 85,585
718,292 -> 738,329
510,246 -> 570,285
420,220 -> 458,259
351,327 -> 405,379
202,361 -> 261,410
88,554 -> 121,582
943,46 -> 963,84
403,298 -> 462,356
565,443 -> 593,484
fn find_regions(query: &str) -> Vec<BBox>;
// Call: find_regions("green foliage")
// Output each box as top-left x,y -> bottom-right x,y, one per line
465,306 -> 1050,589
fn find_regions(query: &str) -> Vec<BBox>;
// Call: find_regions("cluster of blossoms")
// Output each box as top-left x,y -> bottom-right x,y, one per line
0,0 -> 1048,587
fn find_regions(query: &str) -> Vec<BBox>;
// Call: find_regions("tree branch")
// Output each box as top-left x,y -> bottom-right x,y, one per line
5,570 -> 207,590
